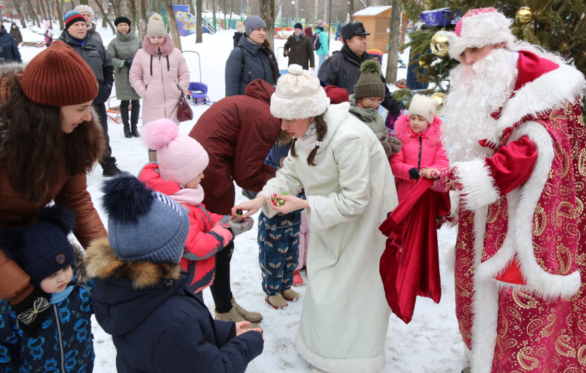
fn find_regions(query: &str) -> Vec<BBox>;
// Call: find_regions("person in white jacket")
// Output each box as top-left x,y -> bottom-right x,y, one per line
233,64 -> 398,373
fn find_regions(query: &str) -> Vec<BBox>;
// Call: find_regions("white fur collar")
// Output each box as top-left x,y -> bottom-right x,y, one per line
297,102 -> 350,153
487,62 -> 586,145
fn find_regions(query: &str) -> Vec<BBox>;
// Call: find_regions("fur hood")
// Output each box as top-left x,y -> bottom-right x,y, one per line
142,34 -> 175,57
84,238 -> 181,290
394,113 -> 443,146
0,63 -> 24,105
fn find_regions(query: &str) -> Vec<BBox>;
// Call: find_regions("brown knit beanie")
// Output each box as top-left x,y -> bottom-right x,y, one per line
22,40 -> 98,106
354,60 -> 385,100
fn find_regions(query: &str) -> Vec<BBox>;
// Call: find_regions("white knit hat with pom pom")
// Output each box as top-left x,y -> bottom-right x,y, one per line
147,13 -> 167,38
142,119 -> 209,186
270,64 -> 330,120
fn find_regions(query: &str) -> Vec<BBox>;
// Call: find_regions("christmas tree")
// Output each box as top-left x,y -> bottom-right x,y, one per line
395,0 -> 586,110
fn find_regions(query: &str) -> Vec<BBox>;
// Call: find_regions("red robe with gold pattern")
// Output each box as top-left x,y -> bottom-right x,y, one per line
451,51 -> 586,373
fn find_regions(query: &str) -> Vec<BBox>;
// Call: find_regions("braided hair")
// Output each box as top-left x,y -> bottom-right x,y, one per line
290,113 -> 328,166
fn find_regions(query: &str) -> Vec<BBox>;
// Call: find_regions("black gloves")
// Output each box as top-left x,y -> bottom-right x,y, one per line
409,168 -> 420,180
124,59 -> 133,68
12,286 -> 51,332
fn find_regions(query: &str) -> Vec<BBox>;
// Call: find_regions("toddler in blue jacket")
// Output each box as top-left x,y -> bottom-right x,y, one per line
0,205 -> 95,373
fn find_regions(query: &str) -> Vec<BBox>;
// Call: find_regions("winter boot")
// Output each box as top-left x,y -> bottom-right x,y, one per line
265,293 -> 288,309
130,100 -> 141,137
123,123 -> 132,138
281,288 -> 300,302
214,307 -> 259,329
231,297 -> 263,323
120,108 -> 132,138
293,270 -> 304,286
102,164 -> 123,177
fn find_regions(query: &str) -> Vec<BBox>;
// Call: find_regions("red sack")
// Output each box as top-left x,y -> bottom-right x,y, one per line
379,179 -> 450,324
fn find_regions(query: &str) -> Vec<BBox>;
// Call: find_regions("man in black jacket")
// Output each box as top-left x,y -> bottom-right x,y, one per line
318,21 -> 405,116
60,11 -> 122,176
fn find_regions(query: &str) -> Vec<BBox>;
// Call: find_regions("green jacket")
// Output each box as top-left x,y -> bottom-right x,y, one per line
348,94 -> 387,139
107,30 -> 142,101
315,28 -> 329,55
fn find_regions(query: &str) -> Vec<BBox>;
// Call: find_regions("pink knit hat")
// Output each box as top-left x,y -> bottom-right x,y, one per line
142,119 -> 209,186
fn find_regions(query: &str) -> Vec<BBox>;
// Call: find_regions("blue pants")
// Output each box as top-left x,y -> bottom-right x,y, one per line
317,54 -> 327,72
258,211 -> 301,296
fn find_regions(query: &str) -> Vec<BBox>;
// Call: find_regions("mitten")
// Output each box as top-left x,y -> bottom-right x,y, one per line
380,139 -> 393,158
389,137 -> 402,155
431,167 -> 459,192
124,59 -> 133,67
11,286 -> 51,332
409,168 -> 420,180
228,216 -> 254,236
419,168 -> 441,180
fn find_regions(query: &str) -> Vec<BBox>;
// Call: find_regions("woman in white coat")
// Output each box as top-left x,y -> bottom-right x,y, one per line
233,64 -> 398,373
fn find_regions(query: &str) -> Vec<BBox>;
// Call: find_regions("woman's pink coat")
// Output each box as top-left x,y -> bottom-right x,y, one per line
390,114 -> 449,202
129,35 -> 190,124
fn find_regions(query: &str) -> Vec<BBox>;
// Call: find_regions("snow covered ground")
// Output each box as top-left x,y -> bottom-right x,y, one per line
16,24 -> 467,372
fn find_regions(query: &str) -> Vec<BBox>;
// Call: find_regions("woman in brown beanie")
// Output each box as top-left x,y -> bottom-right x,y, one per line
0,40 -> 107,330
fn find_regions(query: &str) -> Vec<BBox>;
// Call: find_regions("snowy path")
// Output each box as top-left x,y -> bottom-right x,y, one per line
17,25 -> 468,372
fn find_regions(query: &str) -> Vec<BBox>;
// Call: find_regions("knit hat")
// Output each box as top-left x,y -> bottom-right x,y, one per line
142,119 -> 209,185
44,20 -> 51,28
102,175 -> 190,263
354,60 -> 385,99
64,11 -> 87,30
236,21 -> 245,33
324,85 -> 349,104
74,5 -> 95,21
437,8 -> 516,62
271,64 -> 330,120
294,23 -> 303,30
244,15 -> 266,36
409,94 -> 439,124
22,40 -> 98,106
0,205 -> 76,288
115,16 -> 132,27
147,13 -> 166,38
317,20 -> 326,28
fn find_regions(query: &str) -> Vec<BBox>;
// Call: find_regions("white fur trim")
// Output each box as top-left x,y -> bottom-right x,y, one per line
448,190 -> 460,227
295,330 -> 386,373
453,159 -> 500,211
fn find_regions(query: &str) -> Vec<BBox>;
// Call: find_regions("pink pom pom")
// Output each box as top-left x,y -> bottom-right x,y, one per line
142,119 -> 180,150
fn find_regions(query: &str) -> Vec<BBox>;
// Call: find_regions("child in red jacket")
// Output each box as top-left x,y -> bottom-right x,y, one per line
390,94 -> 449,202
139,119 -> 256,316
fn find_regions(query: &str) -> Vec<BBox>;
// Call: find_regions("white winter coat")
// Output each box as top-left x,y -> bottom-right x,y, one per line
259,103 -> 398,373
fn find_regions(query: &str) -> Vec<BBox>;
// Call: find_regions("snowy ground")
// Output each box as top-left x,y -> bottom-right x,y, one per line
17,24 -> 467,372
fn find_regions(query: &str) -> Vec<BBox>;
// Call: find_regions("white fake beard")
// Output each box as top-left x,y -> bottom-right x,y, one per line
443,48 -> 519,162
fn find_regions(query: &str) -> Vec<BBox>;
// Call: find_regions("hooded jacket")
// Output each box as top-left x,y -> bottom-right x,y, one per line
58,29 -> 114,104
225,36 -> 279,97
390,113 -> 449,201
9,23 -> 22,45
129,34 -> 190,124
86,238 -> 264,373
189,79 -> 282,215
318,45 -> 404,116
0,26 -> 21,63
284,33 -> 315,70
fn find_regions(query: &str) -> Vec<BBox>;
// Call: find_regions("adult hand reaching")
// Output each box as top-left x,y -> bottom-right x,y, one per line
269,194 -> 309,214
232,195 -> 265,219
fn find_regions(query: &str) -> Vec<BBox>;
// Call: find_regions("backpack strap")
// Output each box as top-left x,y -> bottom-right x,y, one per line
238,45 -> 246,74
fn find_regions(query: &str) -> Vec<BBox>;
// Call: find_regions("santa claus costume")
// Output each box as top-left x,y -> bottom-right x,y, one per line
438,8 -> 586,373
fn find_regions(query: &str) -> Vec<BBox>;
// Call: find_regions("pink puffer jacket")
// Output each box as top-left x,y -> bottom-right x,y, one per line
390,114 -> 449,202
129,35 -> 190,124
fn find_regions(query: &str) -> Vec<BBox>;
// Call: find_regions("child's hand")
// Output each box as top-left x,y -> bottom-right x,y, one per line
235,321 -> 264,340
232,195 -> 265,219
270,194 -> 309,214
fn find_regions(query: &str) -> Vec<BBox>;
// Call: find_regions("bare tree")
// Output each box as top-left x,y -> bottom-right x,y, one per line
196,0 -> 202,42
137,0 -> 148,37
13,0 -> 27,28
259,0 -> 274,48
25,0 -> 40,27
385,0 -> 400,83
56,0 -> 65,29
163,0 -> 182,50
127,0 -> 137,32
94,0 -> 115,32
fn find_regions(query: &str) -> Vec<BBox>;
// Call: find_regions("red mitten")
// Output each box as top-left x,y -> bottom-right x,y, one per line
430,167 -> 458,192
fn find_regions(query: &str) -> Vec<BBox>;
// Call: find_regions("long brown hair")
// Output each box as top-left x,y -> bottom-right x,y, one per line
263,39 -> 281,84
290,113 -> 328,166
0,73 -> 105,205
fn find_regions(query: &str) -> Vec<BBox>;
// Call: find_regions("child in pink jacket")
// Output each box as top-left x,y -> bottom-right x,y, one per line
390,94 -> 449,202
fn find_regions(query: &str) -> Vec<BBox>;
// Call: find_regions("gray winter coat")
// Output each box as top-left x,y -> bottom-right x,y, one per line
318,46 -> 405,116
225,36 -> 279,97
107,30 -> 142,101
87,23 -> 103,44
59,30 -> 114,104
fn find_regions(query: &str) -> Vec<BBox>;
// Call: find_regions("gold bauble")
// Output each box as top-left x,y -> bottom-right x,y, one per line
430,32 -> 449,57
560,42 -> 570,52
419,55 -> 431,68
516,6 -> 532,24
430,93 -> 446,113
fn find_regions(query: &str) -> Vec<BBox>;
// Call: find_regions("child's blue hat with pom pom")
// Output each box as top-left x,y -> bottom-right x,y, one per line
102,175 -> 190,263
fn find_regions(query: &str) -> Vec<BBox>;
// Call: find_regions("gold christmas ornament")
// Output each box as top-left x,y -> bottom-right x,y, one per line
560,42 -> 570,52
430,93 -> 445,114
430,33 -> 449,57
516,6 -> 533,24
419,55 -> 432,68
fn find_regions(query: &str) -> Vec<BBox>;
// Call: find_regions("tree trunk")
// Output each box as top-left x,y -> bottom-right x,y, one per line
57,0 -> 65,29
385,0 -> 401,83
163,0 -> 182,50
349,0 -> 353,21
196,0 -> 202,42
36,2 -> 46,22
128,0 -> 137,34
25,0 -> 40,27
137,0 -> 148,38
13,0 -> 27,28
259,0 -> 274,49
44,0 -> 53,20
94,0 -> 115,32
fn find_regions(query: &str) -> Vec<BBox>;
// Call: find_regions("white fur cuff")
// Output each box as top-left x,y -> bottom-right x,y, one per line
453,159 -> 500,211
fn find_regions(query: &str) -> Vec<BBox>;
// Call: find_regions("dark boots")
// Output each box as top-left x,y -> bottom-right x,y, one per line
121,100 -> 140,138
130,100 -> 140,137
120,100 -> 132,138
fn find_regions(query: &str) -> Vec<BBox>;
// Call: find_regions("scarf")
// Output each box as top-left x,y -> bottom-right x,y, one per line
50,275 -> 76,304
169,185 -> 205,206
341,44 -> 367,66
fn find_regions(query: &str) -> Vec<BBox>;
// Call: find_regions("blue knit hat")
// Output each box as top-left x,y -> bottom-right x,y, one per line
102,175 -> 189,263
0,205 -> 76,288
63,11 -> 86,30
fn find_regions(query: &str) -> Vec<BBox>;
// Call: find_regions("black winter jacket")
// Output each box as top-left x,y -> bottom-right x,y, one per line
318,45 -> 405,115
225,36 -> 279,97
59,30 -> 114,104
0,27 -> 21,63
233,32 -> 243,49
92,263 -> 264,373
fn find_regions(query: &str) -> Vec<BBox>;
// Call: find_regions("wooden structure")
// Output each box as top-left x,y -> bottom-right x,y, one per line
352,6 -> 408,52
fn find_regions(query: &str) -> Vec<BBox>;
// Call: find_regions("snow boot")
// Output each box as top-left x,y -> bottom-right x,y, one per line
293,270 -> 304,286
130,101 -> 140,137
120,107 -> 132,138
265,293 -> 288,309
123,123 -> 132,138
231,297 -> 263,323
281,288 -> 300,302
131,123 -> 140,138
214,307 -> 259,329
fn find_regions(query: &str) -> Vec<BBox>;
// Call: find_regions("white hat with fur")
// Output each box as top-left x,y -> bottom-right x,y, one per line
271,64 -> 330,120
438,8 -> 516,62
409,94 -> 439,124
